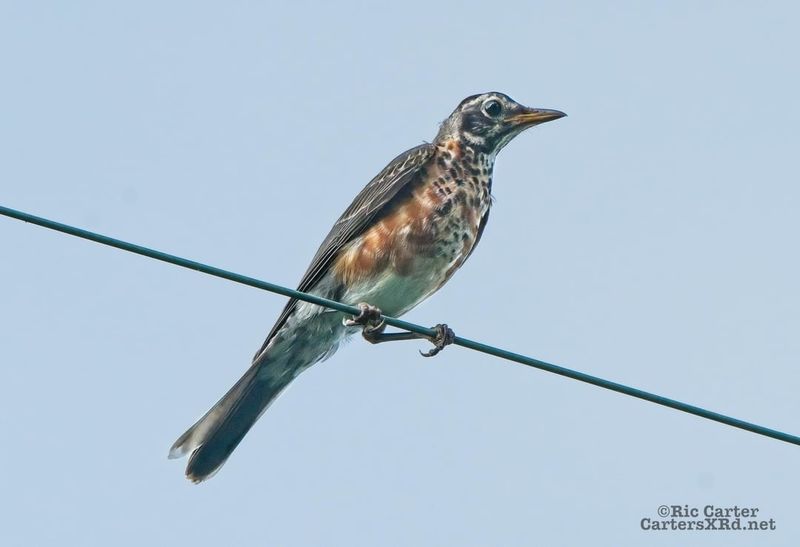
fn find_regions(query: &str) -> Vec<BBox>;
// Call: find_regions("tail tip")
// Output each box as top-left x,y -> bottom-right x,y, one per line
167,446 -> 186,460
168,443 -> 217,483
186,472 -> 205,484
185,458 -> 223,483
168,427 -> 198,460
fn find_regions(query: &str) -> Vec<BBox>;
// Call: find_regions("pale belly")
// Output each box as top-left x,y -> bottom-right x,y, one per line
339,253 -> 456,317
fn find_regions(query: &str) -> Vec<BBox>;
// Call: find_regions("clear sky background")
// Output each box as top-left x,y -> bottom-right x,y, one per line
1,2 -> 798,546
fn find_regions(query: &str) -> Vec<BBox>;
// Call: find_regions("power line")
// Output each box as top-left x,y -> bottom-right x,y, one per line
2,203 -> 798,448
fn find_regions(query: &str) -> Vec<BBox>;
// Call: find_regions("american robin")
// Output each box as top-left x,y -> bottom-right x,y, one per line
169,92 -> 565,482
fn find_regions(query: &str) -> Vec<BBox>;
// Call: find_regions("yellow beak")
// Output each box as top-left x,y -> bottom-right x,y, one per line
508,108 -> 567,126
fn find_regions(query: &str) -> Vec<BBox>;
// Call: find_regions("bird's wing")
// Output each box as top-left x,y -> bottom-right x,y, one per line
252,143 -> 436,362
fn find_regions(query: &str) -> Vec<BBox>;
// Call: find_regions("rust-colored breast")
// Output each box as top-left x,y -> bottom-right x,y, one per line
332,140 -> 491,288
332,183 -> 444,285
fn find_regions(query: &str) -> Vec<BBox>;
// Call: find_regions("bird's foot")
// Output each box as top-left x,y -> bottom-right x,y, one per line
347,304 -> 454,357
344,302 -> 385,333
419,323 -> 456,358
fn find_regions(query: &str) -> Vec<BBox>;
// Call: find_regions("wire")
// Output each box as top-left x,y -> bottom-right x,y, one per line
2,203 -> 798,447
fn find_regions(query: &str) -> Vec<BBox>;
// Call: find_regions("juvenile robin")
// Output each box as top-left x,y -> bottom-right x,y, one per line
169,92 -> 565,482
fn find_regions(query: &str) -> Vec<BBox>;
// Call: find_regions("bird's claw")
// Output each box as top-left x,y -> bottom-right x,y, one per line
344,302 -> 385,332
420,323 -> 455,358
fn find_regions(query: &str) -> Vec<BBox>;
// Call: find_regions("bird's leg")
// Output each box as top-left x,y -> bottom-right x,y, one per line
345,303 -> 455,357
365,324 -> 455,357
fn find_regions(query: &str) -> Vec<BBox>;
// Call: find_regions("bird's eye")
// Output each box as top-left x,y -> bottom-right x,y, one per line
483,99 -> 502,118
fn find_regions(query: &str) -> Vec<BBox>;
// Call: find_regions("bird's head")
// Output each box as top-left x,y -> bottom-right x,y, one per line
435,92 -> 565,154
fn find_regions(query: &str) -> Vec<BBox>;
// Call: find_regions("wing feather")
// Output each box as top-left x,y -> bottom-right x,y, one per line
252,143 -> 436,362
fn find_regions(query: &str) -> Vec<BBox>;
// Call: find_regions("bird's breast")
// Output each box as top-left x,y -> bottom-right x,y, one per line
332,146 -> 492,316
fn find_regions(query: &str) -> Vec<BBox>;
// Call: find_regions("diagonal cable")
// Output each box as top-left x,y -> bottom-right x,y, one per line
2,203 -> 798,447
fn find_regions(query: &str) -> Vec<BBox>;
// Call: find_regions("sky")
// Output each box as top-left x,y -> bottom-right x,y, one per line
1,1 -> 798,546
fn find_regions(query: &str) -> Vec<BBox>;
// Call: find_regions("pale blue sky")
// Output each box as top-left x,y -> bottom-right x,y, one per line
1,2 -> 798,546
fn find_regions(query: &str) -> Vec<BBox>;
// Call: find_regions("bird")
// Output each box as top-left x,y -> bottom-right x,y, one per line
169,92 -> 565,482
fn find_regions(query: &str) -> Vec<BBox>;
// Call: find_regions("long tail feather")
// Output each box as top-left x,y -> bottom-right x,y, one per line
169,361 -> 293,483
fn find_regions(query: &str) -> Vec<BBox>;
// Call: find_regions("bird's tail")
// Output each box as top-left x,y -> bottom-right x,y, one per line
168,361 -> 293,483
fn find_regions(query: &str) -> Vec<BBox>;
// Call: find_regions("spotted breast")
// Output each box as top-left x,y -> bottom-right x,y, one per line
331,138 -> 494,317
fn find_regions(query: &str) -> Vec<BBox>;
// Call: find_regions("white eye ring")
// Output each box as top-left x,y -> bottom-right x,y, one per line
482,99 -> 502,118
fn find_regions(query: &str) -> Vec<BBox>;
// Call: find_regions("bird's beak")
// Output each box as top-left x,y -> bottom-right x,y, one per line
508,107 -> 567,126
